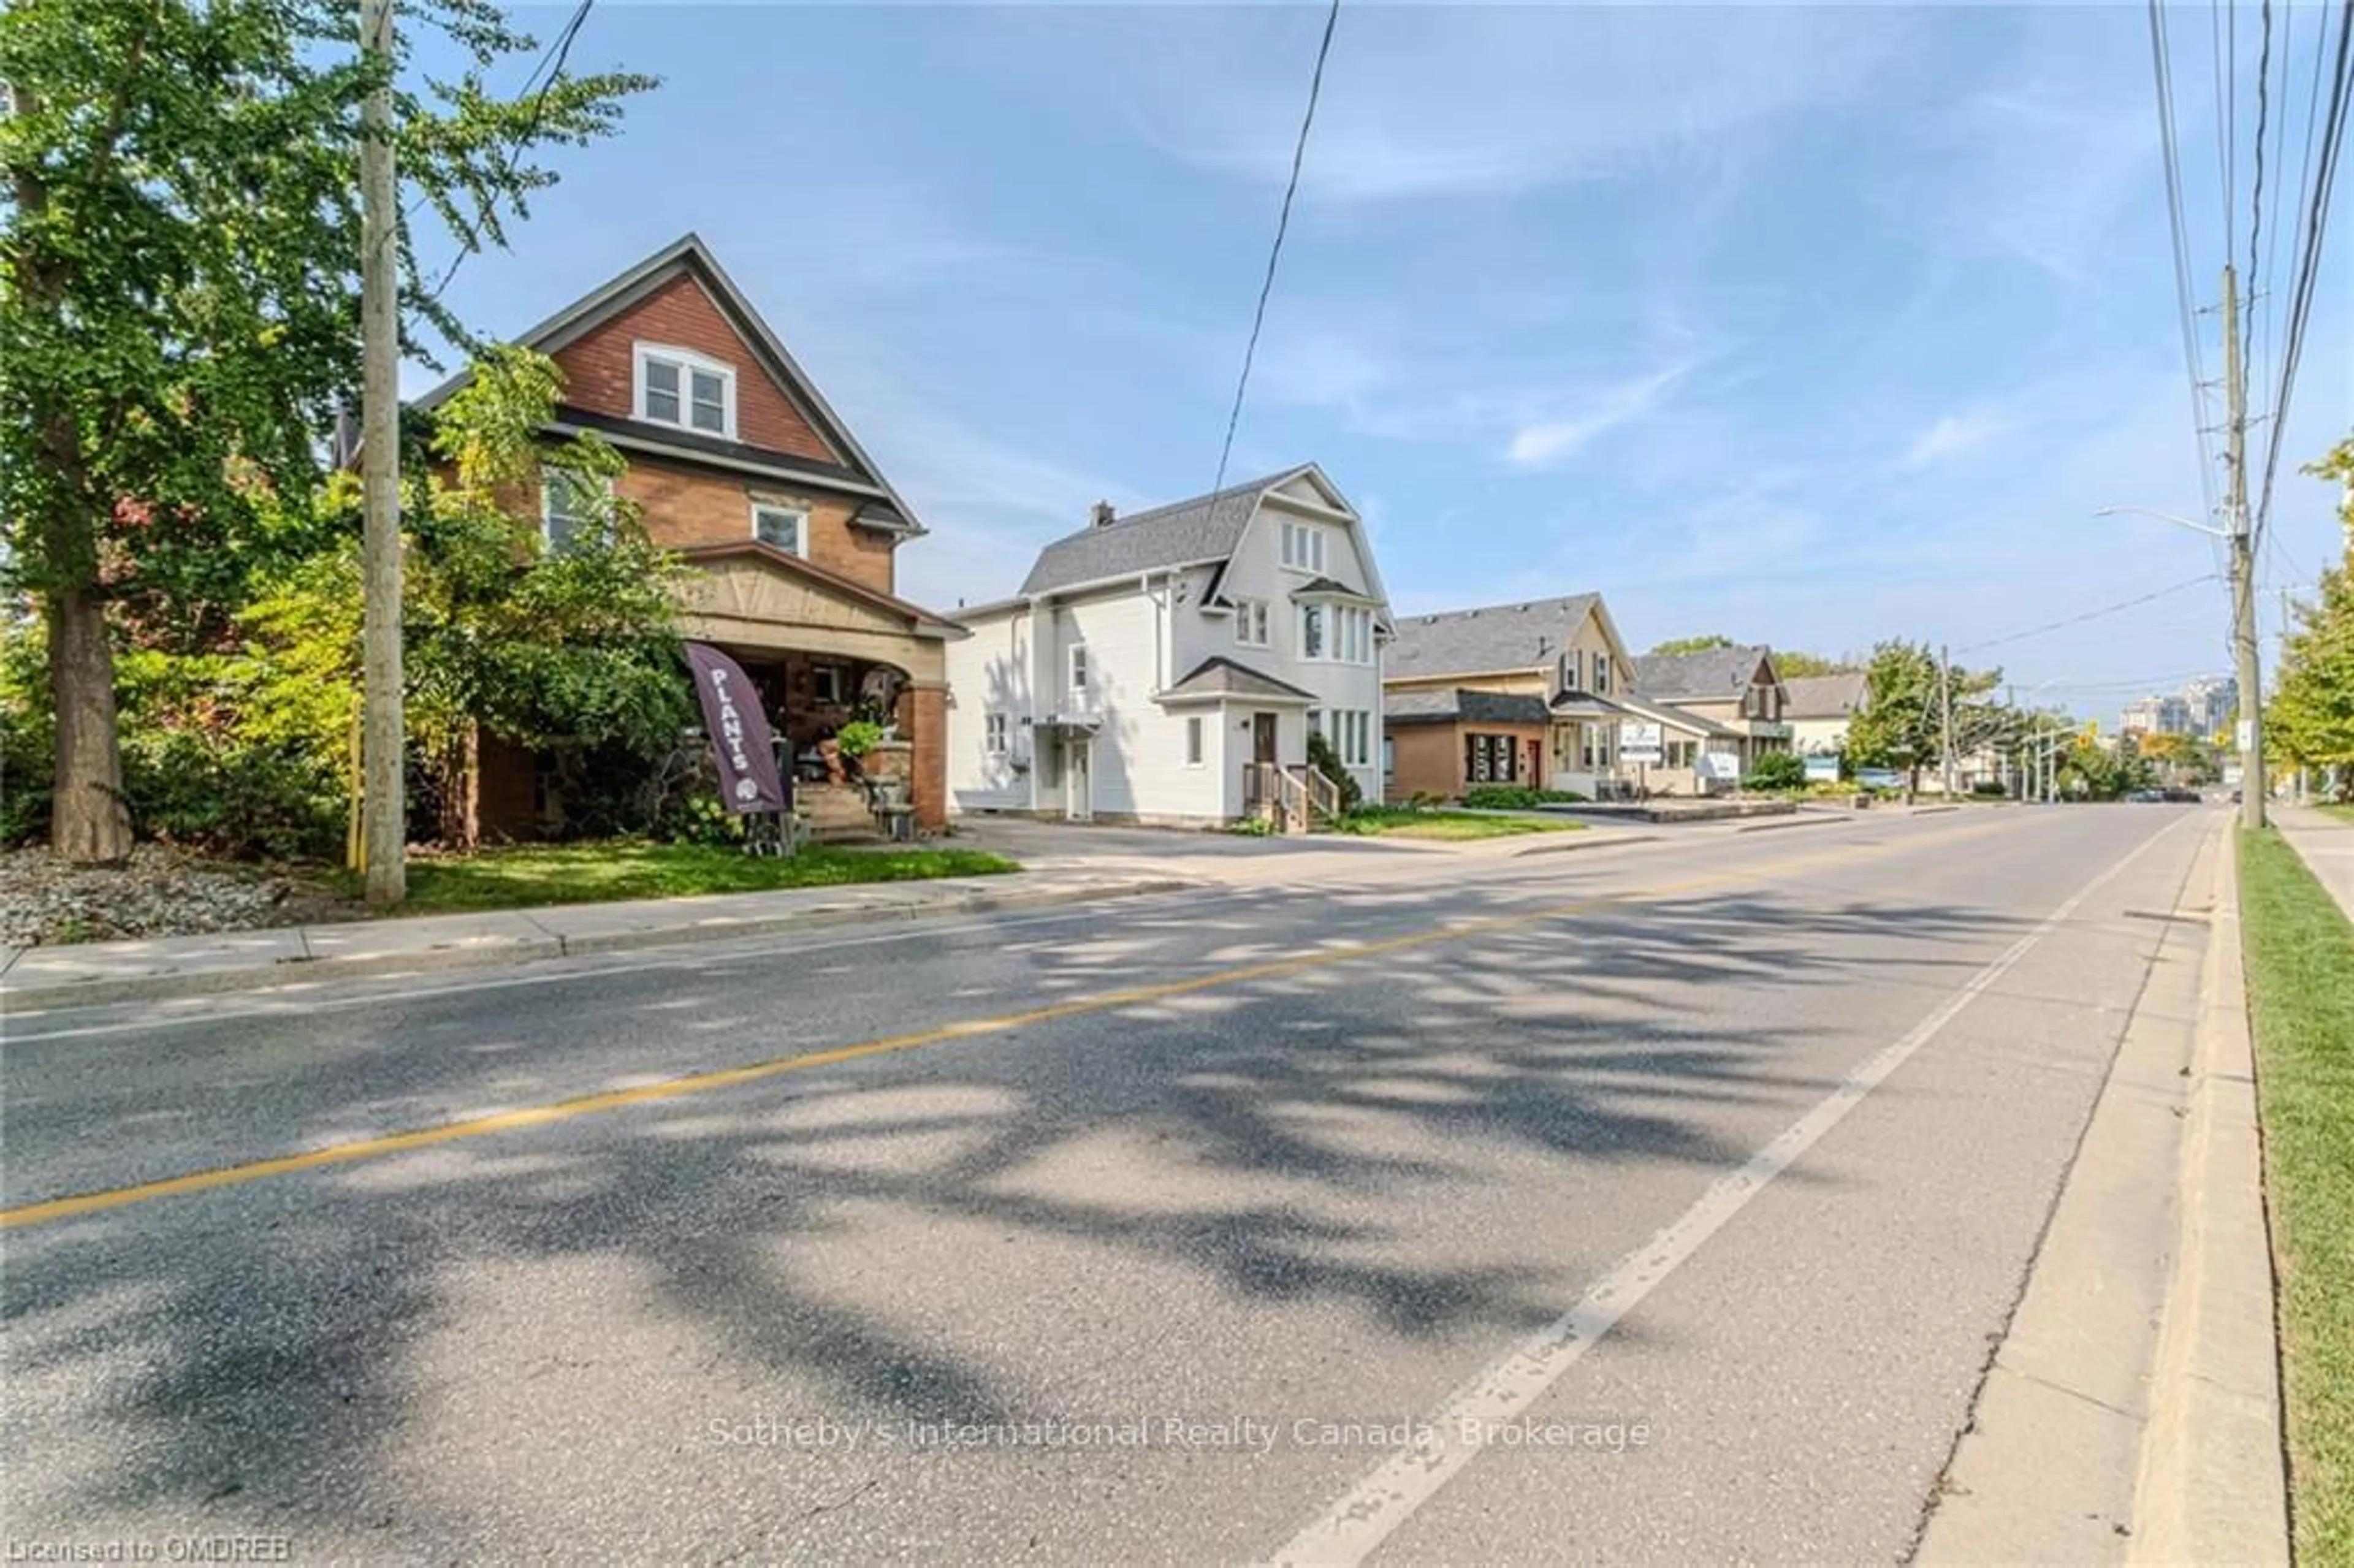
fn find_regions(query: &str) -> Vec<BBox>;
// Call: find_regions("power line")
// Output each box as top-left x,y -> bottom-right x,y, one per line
2247,0 -> 2271,378
1959,572 -> 2222,656
1208,0 -> 1340,498
2252,0 -> 2353,547
2147,0 -> 2225,526
421,0 -> 598,307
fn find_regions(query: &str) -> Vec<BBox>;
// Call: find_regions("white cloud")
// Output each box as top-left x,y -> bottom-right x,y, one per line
1506,363 -> 1695,469
972,6 -> 1908,204
1901,409 -> 2015,470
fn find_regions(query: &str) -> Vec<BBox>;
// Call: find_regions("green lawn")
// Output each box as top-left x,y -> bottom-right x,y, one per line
2320,802 -> 2354,824
380,840 -> 1018,916
1330,808 -> 1585,842
2239,827 -> 2354,1564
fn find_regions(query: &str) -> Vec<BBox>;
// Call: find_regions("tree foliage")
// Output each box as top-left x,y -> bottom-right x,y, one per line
1843,640 -> 2003,794
0,0 -> 654,860
2266,435 -> 2354,799
1,349 -> 691,858
1773,650 -> 1855,678
1648,634 -> 1735,656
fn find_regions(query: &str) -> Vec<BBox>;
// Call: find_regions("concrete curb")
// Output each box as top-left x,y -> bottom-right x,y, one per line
1916,818 -> 2212,1563
1509,832 -> 1664,858
0,876 -> 1196,1017
2130,827 -> 2291,1565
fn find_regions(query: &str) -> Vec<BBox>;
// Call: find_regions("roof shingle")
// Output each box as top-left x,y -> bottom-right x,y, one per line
1385,595 -> 1602,679
1016,471 -> 1297,597
1631,644 -> 1774,701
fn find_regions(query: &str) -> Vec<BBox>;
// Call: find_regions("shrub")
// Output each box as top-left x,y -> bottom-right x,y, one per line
1971,779 -> 2009,797
1306,730 -> 1365,812
1742,751 -> 1808,792
1461,785 -> 1586,810
835,720 -> 886,759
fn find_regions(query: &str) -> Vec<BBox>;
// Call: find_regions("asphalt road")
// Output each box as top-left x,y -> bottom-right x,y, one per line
2,805 -> 2209,1564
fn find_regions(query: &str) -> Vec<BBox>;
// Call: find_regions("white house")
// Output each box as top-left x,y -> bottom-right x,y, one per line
943,465 -> 1393,828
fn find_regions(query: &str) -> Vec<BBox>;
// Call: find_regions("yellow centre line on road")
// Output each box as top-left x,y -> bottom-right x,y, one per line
1,813 -> 2049,1231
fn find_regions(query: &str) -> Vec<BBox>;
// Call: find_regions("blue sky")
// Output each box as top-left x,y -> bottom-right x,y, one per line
418,2 -> 2351,723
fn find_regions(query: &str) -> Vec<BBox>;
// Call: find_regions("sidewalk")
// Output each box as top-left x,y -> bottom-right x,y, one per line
1,864 -> 1194,1014
2,815 -> 1683,1016
2272,802 -> 2354,920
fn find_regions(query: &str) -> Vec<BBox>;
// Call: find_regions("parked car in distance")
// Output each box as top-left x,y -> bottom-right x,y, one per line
2127,789 -> 2167,803
2160,787 -> 2202,803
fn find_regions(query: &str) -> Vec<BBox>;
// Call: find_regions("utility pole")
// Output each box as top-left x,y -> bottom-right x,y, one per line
359,0 -> 405,902
2221,264 -> 2267,831
1938,643 -> 1956,798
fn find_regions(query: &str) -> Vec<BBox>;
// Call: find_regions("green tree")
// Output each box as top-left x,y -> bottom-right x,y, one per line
2267,435 -> 2354,799
0,0 -> 653,862
1844,640 -> 2003,799
1648,634 -> 1735,656
1742,750 -> 1807,791
1773,650 -> 1856,678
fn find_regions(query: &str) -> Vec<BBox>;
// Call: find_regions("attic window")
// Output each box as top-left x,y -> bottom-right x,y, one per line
634,344 -> 734,438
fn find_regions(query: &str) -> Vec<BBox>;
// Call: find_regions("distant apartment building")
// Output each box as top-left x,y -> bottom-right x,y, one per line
2120,693 -> 2193,736
2179,674 -> 2238,739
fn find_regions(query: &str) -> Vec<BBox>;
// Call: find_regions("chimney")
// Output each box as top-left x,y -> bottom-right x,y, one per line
1091,500 -> 1117,528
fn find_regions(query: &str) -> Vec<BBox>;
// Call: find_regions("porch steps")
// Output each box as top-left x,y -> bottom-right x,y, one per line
799,783 -> 882,845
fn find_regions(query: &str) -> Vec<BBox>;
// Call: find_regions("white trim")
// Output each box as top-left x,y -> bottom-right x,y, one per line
633,341 -> 738,439
1183,715 -> 1206,768
539,463 -> 613,552
749,500 -> 810,557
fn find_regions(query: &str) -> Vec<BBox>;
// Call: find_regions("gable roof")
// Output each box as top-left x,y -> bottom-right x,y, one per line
1015,463 -> 1366,599
1159,655 -> 1318,705
672,541 -> 966,639
1385,688 -> 1552,726
1386,594 -> 1607,680
1783,672 -> 1868,719
1612,691 -> 1746,739
1632,644 -> 1777,701
414,233 -> 926,536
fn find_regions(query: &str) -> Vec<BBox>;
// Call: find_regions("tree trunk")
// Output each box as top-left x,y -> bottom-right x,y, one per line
46,580 -> 132,865
438,722 -> 480,852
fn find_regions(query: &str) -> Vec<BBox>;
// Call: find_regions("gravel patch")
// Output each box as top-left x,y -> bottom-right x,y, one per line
0,845 -> 349,947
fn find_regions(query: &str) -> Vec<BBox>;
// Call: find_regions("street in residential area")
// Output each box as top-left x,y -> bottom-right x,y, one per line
4,807 -> 2228,1562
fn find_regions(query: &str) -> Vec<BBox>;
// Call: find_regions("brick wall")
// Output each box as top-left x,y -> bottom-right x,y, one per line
553,273 -> 837,465
595,456 -> 895,597
902,684 -> 949,830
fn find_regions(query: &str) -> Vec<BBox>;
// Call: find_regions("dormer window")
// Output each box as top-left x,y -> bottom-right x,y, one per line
634,344 -> 734,438
1279,519 -> 1327,573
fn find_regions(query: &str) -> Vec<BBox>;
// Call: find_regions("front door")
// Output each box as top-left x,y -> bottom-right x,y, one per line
1252,712 -> 1278,766
1526,738 -> 1542,786
1064,736 -> 1094,822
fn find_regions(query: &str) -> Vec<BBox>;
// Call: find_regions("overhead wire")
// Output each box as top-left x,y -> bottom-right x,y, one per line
2147,0 -> 2226,527
1958,572 -> 2223,656
2253,0 -> 2353,550
1208,0 -> 1341,498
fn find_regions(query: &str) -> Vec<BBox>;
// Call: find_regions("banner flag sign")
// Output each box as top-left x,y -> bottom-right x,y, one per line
684,642 -> 788,815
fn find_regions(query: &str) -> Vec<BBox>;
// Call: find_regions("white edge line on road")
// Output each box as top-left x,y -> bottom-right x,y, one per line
1266,812 -> 2196,1568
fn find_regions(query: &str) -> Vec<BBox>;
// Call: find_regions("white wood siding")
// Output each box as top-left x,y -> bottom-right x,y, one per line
943,608 -> 1035,812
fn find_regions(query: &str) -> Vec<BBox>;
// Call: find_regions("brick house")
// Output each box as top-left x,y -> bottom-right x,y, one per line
414,234 -> 962,838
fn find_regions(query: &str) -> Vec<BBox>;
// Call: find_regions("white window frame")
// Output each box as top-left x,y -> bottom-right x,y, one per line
1280,519 -> 1327,573
750,501 -> 809,557
1184,715 -> 1205,768
1068,642 -> 1089,698
985,712 -> 1009,756
811,664 -> 845,706
539,463 -> 612,554
1297,603 -> 1327,661
1233,598 -> 1270,647
1593,653 -> 1612,693
633,343 -> 737,439
1307,707 -> 1324,741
